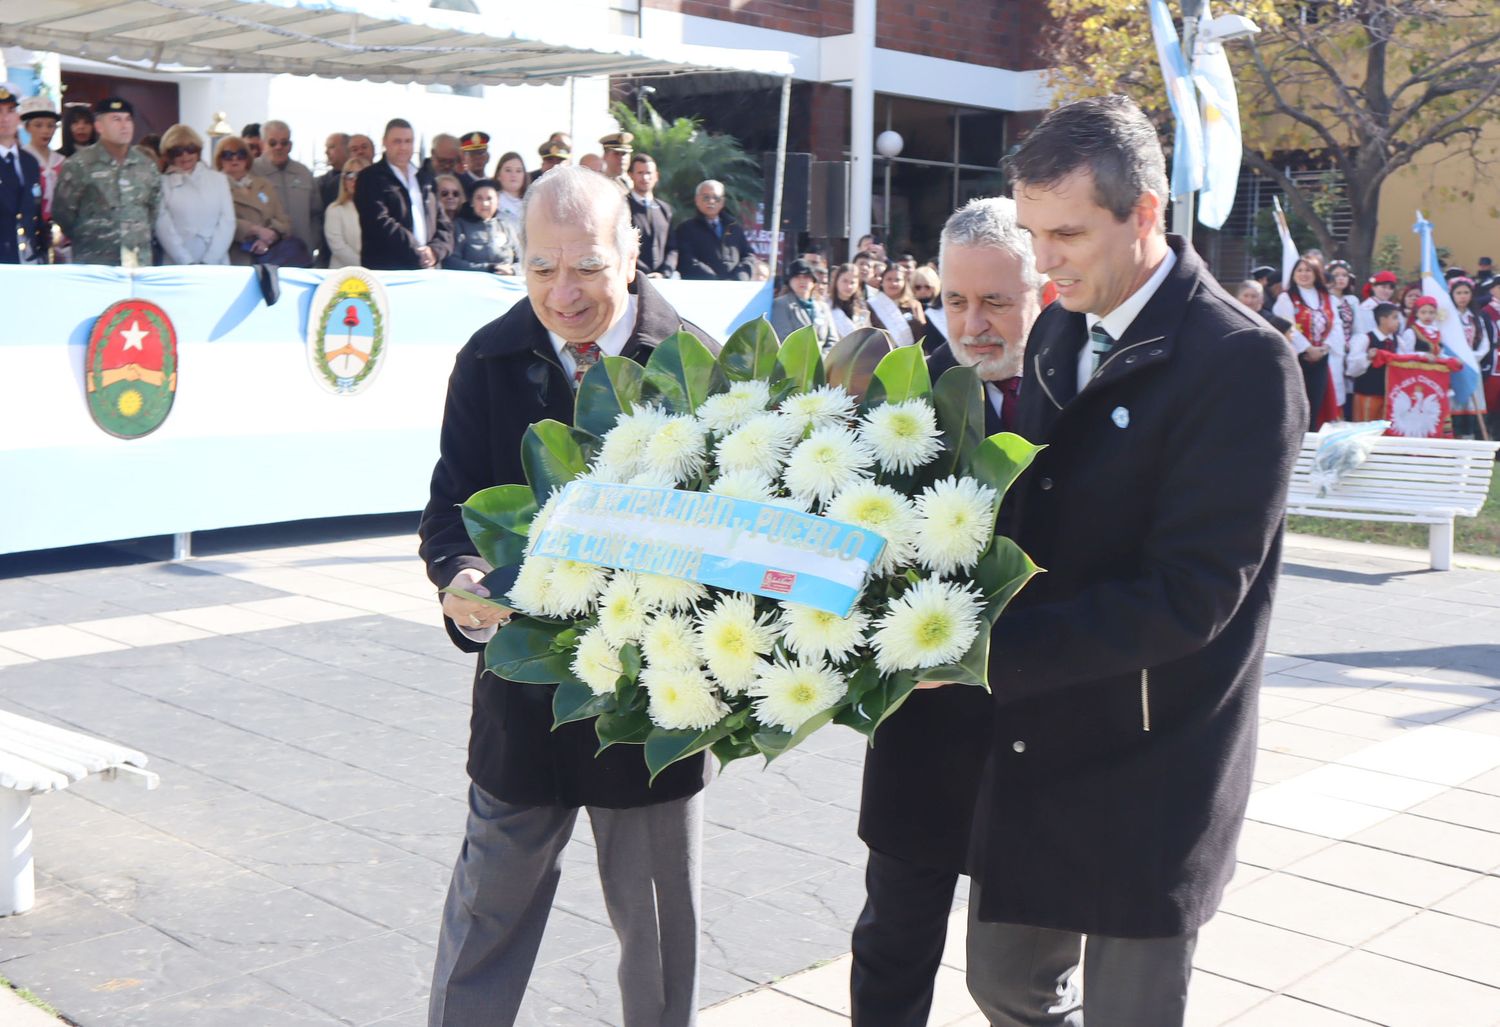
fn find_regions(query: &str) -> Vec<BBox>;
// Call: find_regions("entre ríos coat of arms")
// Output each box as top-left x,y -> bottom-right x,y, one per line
85,299 -> 179,438
307,270 -> 390,395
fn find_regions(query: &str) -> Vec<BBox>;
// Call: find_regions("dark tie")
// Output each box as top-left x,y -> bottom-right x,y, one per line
565,342 -> 600,387
1089,323 -> 1115,373
2,151 -> 16,181
996,376 -> 1022,433
712,218 -> 723,239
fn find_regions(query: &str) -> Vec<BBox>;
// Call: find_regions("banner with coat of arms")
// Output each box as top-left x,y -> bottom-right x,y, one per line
1373,350 -> 1462,439
85,299 -> 179,438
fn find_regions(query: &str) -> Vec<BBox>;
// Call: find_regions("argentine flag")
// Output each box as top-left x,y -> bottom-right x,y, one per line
1414,212 -> 1482,403
1192,2 -> 1242,229
1148,0 -> 1205,202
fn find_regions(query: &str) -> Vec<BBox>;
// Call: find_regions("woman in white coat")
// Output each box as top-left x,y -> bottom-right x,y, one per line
1273,256 -> 1348,429
323,156 -> 368,269
155,125 -> 235,265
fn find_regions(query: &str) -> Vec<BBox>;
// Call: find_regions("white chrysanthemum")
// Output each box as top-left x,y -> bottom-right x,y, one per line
826,482 -> 917,573
870,579 -> 984,673
628,470 -> 679,489
507,556 -> 560,616
641,414 -> 709,482
709,469 -> 779,504
582,460 -> 631,484
697,380 -> 772,434
598,405 -> 672,480
784,426 -> 875,506
635,573 -> 707,613
571,626 -> 624,697
640,613 -> 703,671
913,476 -> 998,575
777,603 -> 869,663
545,561 -> 610,617
642,664 -> 729,731
860,400 -> 944,474
526,493 -> 560,545
716,414 -> 800,477
779,385 -> 857,432
697,593 -> 777,694
751,658 -> 848,732
596,573 -> 649,645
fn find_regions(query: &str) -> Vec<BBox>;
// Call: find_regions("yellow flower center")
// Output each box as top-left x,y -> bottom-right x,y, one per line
889,412 -> 917,438
790,681 -> 816,705
916,612 -> 952,648
851,497 -> 894,524
719,625 -> 747,655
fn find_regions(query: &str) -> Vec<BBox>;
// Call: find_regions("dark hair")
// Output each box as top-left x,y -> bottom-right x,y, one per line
831,263 -> 870,319
494,151 -> 528,197
628,151 -> 655,170
383,118 -> 413,137
1372,302 -> 1401,324
855,250 -> 883,264
1291,256 -> 1329,294
1003,94 -> 1168,225
59,104 -> 97,157
471,178 -> 502,195
241,122 -> 261,138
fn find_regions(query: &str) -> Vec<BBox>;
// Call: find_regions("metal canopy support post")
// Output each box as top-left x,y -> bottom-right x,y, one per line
172,531 -> 192,562
849,0 -> 875,258
769,74 -> 792,282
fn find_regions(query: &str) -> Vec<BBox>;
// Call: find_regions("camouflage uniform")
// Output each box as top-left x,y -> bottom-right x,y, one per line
52,144 -> 161,266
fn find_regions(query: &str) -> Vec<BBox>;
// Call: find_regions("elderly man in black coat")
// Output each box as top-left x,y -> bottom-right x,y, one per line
851,196 -> 1044,1027
419,167 -> 716,1027
949,95 -> 1306,1025
674,178 -> 755,281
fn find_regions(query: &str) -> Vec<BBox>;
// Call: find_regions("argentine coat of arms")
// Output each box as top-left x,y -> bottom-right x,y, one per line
85,299 -> 179,439
307,270 -> 390,395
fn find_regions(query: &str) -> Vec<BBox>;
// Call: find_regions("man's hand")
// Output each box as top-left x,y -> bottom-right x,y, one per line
418,245 -> 437,269
442,567 -> 513,631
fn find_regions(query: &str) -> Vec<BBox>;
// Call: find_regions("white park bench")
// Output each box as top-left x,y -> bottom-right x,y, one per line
1287,432 -> 1499,571
1,709 -> 159,915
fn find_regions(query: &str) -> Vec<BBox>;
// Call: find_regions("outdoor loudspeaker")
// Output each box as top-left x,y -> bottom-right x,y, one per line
763,152 -> 813,238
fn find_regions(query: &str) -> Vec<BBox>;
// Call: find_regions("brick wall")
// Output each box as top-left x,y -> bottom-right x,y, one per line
644,0 -> 1050,71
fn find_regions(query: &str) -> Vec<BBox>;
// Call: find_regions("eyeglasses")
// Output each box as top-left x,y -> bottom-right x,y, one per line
219,149 -> 249,161
438,190 -> 464,198
165,146 -> 201,159
343,171 -> 360,179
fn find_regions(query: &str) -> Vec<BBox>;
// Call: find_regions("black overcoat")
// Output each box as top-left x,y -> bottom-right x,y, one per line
418,276 -> 717,809
628,194 -> 676,278
0,147 -> 46,264
971,237 -> 1307,938
355,158 -> 453,270
675,212 -> 754,281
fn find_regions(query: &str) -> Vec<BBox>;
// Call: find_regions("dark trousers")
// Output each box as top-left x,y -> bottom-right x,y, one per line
850,847 -> 960,1027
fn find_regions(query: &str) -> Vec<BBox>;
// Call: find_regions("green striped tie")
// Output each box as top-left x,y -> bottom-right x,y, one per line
1089,324 -> 1115,373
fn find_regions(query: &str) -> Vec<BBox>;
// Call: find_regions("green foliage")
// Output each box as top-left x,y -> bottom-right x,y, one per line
861,346 -> 933,411
640,330 -> 726,415
930,365 -> 986,479
611,99 -> 763,227
520,420 -> 596,505
1373,234 -> 1406,278
485,616 -> 578,684
458,484 -> 538,570
717,318 -> 781,382
575,358 -> 644,438
769,325 -> 827,393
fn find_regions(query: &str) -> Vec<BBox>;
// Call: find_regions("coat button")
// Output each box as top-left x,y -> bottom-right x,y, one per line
1149,348 -> 1163,355
1012,740 -> 1026,753
1039,477 -> 1054,491
1045,367 -> 1055,377
1125,355 -> 1138,363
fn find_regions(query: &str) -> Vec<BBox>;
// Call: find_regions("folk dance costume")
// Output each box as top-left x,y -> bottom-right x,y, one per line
1452,303 -> 1493,438
1348,329 -> 1406,422
1273,286 -> 1348,429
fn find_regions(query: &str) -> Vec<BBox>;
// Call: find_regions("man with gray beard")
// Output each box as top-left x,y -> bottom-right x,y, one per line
851,196 -> 1045,1027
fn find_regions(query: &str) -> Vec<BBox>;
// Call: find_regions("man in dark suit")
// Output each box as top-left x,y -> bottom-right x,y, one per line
674,179 -> 754,281
626,152 -> 675,278
950,95 -> 1305,1025
850,196 -> 1043,1027
420,166 -> 716,1027
0,87 -> 46,264
355,118 -> 453,270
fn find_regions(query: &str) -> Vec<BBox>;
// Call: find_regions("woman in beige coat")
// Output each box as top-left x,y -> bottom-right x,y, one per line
215,135 -> 291,266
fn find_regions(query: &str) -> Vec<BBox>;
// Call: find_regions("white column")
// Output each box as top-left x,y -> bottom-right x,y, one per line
848,0 -> 876,259
1,789 -> 35,916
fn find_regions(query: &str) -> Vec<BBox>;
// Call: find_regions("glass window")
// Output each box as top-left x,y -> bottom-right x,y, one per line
877,96 -> 954,164
957,110 -> 1006,169
957,167 -> 1008,207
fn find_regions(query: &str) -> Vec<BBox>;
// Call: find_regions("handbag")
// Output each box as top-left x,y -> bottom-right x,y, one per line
255,235 -> 313,268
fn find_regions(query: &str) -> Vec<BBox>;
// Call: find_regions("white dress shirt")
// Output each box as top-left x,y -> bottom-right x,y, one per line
1077,248 -> 1177,393
392,161 -> 427,247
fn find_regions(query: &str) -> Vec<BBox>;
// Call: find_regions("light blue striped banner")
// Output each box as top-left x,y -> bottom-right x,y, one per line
530,481 -> 887,616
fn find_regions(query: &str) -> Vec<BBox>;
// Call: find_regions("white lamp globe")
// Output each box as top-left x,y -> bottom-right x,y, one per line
875,130 -> 904,159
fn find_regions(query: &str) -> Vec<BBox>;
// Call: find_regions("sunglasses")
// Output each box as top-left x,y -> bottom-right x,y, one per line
219,149 -> 249,161
438,190 -> 464,198
165,146 -> 201,159
343,171 -> 360,179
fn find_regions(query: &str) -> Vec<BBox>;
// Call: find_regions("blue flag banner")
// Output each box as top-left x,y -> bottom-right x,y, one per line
1148,0 -> 1205,201
1193,1 -> 1242,229
530,481 -> 888,617
1413,211 -> 1482,405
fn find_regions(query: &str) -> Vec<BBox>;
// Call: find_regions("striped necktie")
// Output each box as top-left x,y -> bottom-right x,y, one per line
565,342 -> 600,387
1089,323 -> 1115,373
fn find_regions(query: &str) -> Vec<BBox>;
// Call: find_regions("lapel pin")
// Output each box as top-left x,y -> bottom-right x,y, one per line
1111,406 -> 1130,429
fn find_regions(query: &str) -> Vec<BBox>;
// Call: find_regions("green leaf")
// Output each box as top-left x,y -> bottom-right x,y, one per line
553,680 -> 616,726
750,705 -> 842,763
459,484 -> 538,569
484,617 -> 574,683
575,357 -> 644,438
834,672 -> 919,741
930,365 -> 986,480
919,632 -> 992,689
644,723 -> 732,783
718,318 -> 781,382
967,433 -> 1045,510
861,345 -> 933,411
710,734 -> 758,768
639,330 -> 724,414
619,643 -> 642,680
770,325 -> 827,393
976,536 -> 1044,622
824,327 -> 893,402
595,706 -> 654,751
521,420 -> 595,505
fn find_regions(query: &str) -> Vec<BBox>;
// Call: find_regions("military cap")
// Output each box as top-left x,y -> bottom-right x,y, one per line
0,85 -> 17,109
94,96 -> 134,116
598,131 -> 634,152
18,96 -> 58,121
538,141 -> 571,160
460,131 -> 490,152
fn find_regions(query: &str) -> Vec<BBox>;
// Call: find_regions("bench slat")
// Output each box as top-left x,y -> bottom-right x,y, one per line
0,711 -> 149,769
0,751 -> 73,793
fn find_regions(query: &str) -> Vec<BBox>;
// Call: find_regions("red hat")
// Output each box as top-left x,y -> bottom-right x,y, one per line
1412,295 -> 1438,310
1371,270 -> 1398,285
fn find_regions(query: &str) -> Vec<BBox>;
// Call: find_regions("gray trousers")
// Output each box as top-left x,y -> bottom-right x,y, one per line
965,886 -> 1197,1027
428,783 -> 703,1027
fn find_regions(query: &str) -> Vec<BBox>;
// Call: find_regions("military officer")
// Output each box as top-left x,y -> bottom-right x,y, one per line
0,86 -> 47,264
52,97 -> 161,266
458,131 -> 490,194
599,131 -> 634,192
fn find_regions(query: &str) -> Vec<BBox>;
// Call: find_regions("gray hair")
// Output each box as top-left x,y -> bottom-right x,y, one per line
519,165 -> 639,260
262,119 -> 290,137
1003,94 -> 1168,229
938,196 -> 1046,292
696,179 -> 724,195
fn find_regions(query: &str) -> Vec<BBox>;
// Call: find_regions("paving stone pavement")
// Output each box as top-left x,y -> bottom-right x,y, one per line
0,520 -> 1496,1027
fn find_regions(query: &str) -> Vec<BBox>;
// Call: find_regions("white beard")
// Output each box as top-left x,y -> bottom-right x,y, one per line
951,334 -> 1023,381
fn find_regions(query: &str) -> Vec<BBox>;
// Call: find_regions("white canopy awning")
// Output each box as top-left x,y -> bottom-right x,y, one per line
0,0 -> 794,85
